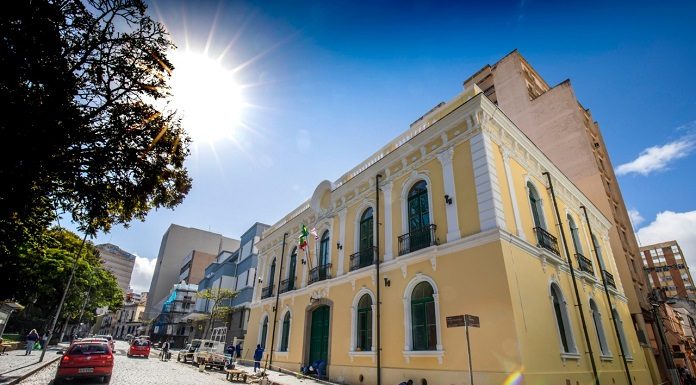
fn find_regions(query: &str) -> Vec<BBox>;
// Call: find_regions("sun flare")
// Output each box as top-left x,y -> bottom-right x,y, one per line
169,50 -> 244,144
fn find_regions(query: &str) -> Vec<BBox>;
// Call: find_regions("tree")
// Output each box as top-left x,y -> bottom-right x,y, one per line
0,0 -> 192,262
5,227 -> 122,334
195,288 -> 239,339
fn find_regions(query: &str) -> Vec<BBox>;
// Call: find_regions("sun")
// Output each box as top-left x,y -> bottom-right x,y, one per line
169,49 -> 244,144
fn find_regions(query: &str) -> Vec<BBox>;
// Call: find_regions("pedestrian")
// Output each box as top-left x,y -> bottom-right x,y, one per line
40,332 -> 48,349
161,339 -> 170,361
226,344 -> 234,356
25,329 -> 40,355
253,344 -> 264,372
235,342 -> 241,358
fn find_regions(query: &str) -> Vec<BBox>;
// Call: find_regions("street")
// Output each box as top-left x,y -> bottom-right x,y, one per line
17,341 -> 238,385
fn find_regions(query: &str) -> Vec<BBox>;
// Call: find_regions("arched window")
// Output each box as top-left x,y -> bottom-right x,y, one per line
357,294 -> 372,351
527,182 -> 546,230
550,283 -> 576,354
268,258 -> 277,290
319,230 -> 330,266
590,299 -> 610,356
280,312 -> 291,352
260,316 -> 268,348
612,309 -> 631,358
592,235 -> 606,269
567,214 -> 583,255
287,247 -> 297,291
406,181 -> 432,253
357,208 -> 374,269
411,281 -> 436,351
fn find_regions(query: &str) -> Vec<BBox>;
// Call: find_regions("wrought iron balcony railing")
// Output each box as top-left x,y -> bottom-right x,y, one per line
533,227 -> 560,255
398,224 -> 437,256
350,247 -> 376,271
308,263 -> 332,285
575,253 -> 594,275
603,270 -> 616,289
260,284 -> 274,299
279,278 -> 296,293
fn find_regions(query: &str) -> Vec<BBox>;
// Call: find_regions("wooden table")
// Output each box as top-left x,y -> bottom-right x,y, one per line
225,369 -> 248,382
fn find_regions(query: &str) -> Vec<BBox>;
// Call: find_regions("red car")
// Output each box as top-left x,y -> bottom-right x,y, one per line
55,341 -> 113,384
127,338 -> 150,358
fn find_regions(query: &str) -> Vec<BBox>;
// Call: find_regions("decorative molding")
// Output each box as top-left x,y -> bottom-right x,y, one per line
470,131 -> 507,232
437,146 -> 461,242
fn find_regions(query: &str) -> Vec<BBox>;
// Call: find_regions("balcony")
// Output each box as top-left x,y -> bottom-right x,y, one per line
279,278 -> 296,294
350,247 -> 376,271
398,224 -> 437,256
576,253 -> 594,275
260,284 -> 274,299
308,263 -> 332,285
603,270 -> 616,289
533,227 -> 559,255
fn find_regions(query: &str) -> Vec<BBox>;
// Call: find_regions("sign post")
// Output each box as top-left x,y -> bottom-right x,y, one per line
447,314 -> 479,385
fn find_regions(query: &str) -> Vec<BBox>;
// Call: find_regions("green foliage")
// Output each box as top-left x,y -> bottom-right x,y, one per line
196,288 -> 239,338
0,0 -> 192,263
5,228 -> 123,331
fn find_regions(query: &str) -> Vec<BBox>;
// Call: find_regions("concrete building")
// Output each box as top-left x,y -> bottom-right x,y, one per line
96,243 -> 136,294
151,283 -> 198,347
178,250 -> 217,287
245,80 -> 651,384
145,224 -> 239,320
188,222 -> 269,347
641,241 -> 696,301
463,50 -> 659,382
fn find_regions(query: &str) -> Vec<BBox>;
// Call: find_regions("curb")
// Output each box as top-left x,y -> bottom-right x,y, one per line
4,356 -> 60,385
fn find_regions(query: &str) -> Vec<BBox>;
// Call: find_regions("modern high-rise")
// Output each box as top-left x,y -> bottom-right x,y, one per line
145,224 -> 239,320
96,243 -> 136,294
463,50 -> 660,382
641,241 -> 696,301
178,250 -> 217,286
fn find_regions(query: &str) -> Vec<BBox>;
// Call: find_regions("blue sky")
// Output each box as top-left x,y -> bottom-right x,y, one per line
69,1 -> 696,292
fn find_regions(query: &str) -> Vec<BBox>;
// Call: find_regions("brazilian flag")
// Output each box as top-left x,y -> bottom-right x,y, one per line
298,224 -> 309,251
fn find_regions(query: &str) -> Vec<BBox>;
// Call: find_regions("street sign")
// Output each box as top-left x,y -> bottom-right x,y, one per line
465,314 -> 480,328
446,315 -> 466,328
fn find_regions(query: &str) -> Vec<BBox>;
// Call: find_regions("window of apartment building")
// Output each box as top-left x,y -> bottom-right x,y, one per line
280,312 -> 291,352
592,235 -> 606,269
319,231 -> 330,267
567,214 -> 584,256
411,282 -> 436,351
672,245 -> 680,254
613,309 -> 632,359
550,283 -> 577,355
268,258 -> 276,291
260,316 -> 268,349
359,208 -> 374,254
590,299 -> 610,356
356,294 -> 373,351
527,182 -> 547,230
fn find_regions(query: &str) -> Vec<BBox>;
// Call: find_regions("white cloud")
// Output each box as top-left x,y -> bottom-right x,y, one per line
636,211 -> 696,272
129,256 -> 156,294
616,137 -> 694,176
296,129 -> 311,153
627,209 -> 644,227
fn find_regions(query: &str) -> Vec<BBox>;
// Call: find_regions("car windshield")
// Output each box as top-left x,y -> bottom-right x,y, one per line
68,344 -> 108,355
96,335 -> 112,341
133,339 -> 149,346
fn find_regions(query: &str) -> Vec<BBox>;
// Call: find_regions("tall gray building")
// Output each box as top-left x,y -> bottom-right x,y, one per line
96,243 -> 136,294
145,224 -> 239,320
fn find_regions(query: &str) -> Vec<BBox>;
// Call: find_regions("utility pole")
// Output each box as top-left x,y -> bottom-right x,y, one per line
39,233 -> 88,362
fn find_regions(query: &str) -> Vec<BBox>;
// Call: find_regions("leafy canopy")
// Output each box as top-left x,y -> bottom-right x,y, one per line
0,0 -> 192,261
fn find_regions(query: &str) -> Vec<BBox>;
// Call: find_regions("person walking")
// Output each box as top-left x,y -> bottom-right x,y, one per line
235,342 -> 241,359
161,339 -> 170,361
253,344 -> 264,372
25,329 -> 40,355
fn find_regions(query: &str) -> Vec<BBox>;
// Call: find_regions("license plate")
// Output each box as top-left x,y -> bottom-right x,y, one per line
78,368 -> 94,373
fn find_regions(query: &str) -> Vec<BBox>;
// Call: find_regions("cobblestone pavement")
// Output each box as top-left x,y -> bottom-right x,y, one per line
0,345 -> 64,384
16,341 -> 336,385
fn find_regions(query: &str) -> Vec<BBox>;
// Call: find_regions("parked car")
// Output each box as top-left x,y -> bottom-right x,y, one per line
94,335 -> 115,351
127,338 -> 150,358
54,341 -> 113,384
177,339 -> 201,363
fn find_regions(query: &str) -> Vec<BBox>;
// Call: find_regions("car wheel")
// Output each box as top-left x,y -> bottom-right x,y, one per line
102,375 -> 111,383
53,378 -> 63,385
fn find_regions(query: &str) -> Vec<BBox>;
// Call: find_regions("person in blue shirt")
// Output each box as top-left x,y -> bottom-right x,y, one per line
253,344 -> 264,372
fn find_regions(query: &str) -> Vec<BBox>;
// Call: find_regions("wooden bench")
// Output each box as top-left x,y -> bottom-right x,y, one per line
225,369 -> 248,382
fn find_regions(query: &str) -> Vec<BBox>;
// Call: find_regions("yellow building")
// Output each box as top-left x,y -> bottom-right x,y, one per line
244,85 -> 651,385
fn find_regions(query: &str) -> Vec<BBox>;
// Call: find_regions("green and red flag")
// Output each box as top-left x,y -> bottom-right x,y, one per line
298,224 -> 309,251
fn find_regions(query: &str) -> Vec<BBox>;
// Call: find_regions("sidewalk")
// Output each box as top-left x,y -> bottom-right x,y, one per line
229,362 -> 338,385
0,345 -> 66,385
